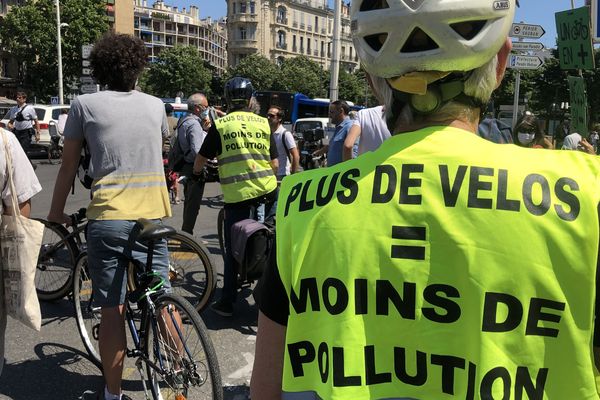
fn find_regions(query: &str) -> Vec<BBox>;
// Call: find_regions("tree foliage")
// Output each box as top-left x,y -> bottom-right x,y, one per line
224,54 -> 280,91
142,46 -> 212,98
277,56 -> 328,98
0,0 -> 108,101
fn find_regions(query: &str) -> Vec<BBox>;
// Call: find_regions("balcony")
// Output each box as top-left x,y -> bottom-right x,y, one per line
229,38 -> 259,49
228,13 -> 258,23
276,17 -> 288,25
292,21 -> 298,28
300,23 -> 305,30
276,42 -> 288,50
299,47 -> 304,54
313,50 -> 318,56
307,25 -> 312,32
321,28 -> 326,34
292,45 -> 298,52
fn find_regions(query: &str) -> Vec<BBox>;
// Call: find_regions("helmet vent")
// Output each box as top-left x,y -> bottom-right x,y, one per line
364,33 -> 388,52
401,28 -> 439,53
450,20 -> 487,40
359,0 -> 389,12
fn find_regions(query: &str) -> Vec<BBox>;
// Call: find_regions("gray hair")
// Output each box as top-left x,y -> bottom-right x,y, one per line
372,56 -> 499,133
187,93 -> 207,108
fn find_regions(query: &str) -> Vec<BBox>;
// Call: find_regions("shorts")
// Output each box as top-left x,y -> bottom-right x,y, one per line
86,219 -> 170,308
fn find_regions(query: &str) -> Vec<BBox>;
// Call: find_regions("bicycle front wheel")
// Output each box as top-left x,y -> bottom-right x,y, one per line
72,252 -> 102,368
144,293 -> 223,400
166,231 -> 216,312
34,219 -> 78,301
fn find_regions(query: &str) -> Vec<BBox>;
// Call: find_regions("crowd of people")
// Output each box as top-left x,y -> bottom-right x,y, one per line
2,0 -> 600,398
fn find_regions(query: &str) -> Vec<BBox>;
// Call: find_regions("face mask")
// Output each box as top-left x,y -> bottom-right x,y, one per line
200,109 -> 209,119
518,132 -> 535,145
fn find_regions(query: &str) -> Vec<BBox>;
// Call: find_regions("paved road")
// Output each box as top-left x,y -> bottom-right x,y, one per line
0,159 -> 257,400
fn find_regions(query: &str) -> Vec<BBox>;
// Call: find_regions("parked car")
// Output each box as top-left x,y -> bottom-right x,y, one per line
0,104 -> 70,149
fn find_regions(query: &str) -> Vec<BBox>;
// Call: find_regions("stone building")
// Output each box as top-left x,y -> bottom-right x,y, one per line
226,0 -> 359,72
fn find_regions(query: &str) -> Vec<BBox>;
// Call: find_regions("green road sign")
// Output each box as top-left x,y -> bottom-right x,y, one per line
555,6 -> 595,70
567,76 -> 588,136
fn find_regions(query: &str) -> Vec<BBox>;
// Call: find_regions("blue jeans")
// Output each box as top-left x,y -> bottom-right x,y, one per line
87,219 -> 170,307
221,196 -> 277,304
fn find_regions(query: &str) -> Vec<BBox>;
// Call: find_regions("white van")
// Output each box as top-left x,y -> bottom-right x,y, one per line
292,117 -> 334,145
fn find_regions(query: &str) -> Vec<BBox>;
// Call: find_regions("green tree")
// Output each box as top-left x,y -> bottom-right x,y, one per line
0,0 -> 108,101
142,46 -> 212,98
337,68 -> 364,104
224,54 -> 280,91
278,56 -> 328,98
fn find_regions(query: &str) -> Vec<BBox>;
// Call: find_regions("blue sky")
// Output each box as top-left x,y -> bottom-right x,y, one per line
185,0 -> 588,49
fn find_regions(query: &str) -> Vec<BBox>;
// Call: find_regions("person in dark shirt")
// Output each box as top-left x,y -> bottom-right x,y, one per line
194,77 -> 278,317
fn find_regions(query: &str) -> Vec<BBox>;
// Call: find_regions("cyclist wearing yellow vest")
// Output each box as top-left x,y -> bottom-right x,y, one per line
251,1 -> 600,399
194,77 -> 278,317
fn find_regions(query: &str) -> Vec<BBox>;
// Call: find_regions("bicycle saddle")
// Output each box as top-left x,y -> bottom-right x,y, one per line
136,218 -> 176,242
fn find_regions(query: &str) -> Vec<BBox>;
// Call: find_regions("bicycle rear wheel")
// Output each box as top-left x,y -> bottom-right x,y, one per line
34,219 -> 78,301
72,253 -> 102,368
166,231 -> 216,312
144,293 -> 222,400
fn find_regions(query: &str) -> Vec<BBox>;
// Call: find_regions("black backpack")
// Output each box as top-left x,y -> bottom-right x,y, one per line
231,219 -> 275,282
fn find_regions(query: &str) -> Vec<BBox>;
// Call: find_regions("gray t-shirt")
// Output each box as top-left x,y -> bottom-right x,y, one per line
8,104 -> 37,131
352,106 -> 391,155
64,90 -> 171,220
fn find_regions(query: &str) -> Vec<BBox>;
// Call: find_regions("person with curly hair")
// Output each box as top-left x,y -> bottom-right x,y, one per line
513,111 -> 553,149
47,33 -> 171,400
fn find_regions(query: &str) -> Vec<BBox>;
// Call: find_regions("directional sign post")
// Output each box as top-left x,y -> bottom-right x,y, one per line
508,55 -> 544,70
555,7 -> 595,70
511,42 -> 545,52
510,23 -> 546,39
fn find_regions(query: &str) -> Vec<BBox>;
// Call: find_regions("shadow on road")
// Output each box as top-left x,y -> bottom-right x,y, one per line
0,342 -> 102,399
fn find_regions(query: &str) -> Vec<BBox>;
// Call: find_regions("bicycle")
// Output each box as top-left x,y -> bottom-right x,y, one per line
74,218 -> 223,400
36,209 -> 217,312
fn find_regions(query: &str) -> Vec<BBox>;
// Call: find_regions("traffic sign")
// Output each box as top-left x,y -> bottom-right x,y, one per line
80,76 -> 94,84
567,76 -> 588,136
82,68 -> 91,75
508,55 -> 544,70
555,7 -> 595,70
81,44 -> 93,59
50,96 -> 59,105
82,60 -> 90,67
80,83 -> 98,94
510,23 -> 546,39
511,42 -> 545,52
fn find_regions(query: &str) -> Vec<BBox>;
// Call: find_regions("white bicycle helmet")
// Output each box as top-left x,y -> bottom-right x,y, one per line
351,0 -> 516,79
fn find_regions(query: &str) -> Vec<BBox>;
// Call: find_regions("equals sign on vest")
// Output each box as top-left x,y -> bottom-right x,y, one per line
391,226 -> 427,261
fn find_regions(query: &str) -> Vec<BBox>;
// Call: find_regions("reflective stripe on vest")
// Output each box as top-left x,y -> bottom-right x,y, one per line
215,111 -> 276,203
276,126 -> 600,399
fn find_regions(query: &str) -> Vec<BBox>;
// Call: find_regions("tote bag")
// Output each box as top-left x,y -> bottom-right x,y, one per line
0,131 -> 44,331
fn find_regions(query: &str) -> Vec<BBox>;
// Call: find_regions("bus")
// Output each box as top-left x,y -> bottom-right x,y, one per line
254,91 -> 361,125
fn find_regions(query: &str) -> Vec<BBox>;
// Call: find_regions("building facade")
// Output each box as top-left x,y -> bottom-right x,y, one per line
226,0 -> 359,72
134,0 -> 227,75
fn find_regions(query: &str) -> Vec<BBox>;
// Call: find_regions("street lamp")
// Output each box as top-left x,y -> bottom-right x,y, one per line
55,0 -> 68,104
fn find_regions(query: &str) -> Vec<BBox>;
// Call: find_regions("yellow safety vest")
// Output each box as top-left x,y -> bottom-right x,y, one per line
214,111 -> 276,204
276,126 -> 600,399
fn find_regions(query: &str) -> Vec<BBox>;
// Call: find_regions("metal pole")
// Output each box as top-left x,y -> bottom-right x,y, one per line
329,0 -> 341,102
511,70 -> 521,129
56,0 -> 64,104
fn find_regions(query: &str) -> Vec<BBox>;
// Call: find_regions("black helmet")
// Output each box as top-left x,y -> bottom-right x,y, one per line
225,77 -> 254,108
